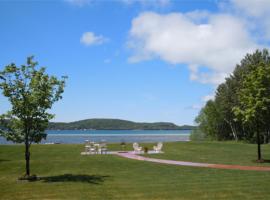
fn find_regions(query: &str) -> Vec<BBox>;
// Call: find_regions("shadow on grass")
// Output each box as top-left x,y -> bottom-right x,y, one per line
252,159 -> 270,164
0,159 -> 10,163
38,174 -> 110,184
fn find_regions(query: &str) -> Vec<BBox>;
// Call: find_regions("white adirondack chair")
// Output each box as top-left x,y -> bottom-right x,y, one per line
99,141 -> 108,154
84,140 -> 96,154
133,142 -> 142,153
153,142 -> 163,153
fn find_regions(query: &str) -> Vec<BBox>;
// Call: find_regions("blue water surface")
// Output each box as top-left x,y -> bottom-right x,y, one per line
0,129 -> 191,144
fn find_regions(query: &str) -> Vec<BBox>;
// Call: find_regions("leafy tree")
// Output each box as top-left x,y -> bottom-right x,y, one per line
195,49 -> 270,144
0,56 -> 66,178
215,81 -> 237,140
195,100 -> 222,140
190,128 -> 206,141
232,49 -> 270,143
233,62 -> 270,161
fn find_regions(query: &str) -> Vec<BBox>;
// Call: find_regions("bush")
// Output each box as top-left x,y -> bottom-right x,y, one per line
190,128 -> 206,141
143,147 -> 148,154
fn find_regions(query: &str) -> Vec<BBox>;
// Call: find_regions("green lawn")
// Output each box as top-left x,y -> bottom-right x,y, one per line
0,142 -> 270,200
145,141 -> 270,166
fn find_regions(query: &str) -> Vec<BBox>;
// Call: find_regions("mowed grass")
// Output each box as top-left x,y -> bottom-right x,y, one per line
145,141 -> 270,166
0,142 -> 269,200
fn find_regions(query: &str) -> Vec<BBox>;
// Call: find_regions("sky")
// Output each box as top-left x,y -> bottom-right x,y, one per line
0,0 -> 270,125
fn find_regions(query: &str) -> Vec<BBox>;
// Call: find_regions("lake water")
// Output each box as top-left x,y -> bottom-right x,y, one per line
0,129 -> 191,144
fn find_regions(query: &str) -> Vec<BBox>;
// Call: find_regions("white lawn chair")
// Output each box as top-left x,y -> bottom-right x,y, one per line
84,140 -> 96,154
89,142 -> 98,154
99,141 -> 108,154
153,142 -> 163,153
133,142 -> 142,154
84,140 -> 90,153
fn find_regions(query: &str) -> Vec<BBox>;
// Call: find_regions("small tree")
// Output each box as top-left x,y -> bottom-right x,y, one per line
233,62 -> 270,161
0,56 -> 66,178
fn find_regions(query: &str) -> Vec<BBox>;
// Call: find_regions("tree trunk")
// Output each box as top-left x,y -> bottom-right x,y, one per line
257,130 -> 262,161
25,139 -> 30,176
264,132 -> 268,144
265,130 -> 270,144
224,119 -> 238,141
230,123 -> 238,141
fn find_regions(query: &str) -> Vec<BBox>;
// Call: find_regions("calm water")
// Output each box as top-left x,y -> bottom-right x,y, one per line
0,129 -> 191,144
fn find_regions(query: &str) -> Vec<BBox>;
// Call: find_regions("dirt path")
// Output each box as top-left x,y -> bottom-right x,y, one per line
116,152 -> 270,172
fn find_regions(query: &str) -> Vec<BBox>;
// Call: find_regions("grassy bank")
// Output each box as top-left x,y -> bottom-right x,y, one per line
0,142 -> 270,200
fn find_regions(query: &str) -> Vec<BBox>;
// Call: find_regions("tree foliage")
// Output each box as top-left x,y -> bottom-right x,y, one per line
195,49 -> 270,144
0,56 -> 66,176
48,118 -> 195,130
233,62 -> 270,160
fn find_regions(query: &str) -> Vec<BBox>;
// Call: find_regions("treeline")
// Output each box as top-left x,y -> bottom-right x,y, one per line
194,49 -> 270,145
48,118 -> 195,130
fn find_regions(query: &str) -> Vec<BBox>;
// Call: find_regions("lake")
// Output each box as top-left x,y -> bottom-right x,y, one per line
0,129 -> 191,144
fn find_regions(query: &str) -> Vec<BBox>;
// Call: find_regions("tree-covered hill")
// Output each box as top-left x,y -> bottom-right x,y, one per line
48,118 -> 195,130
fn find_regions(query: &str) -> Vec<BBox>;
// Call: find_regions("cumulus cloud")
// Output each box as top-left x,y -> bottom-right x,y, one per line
80,32 -> 107,46
185,10 -> 210,23
128,11 -> 258,85
230,0 -> 270,40
231,0 -> 270,17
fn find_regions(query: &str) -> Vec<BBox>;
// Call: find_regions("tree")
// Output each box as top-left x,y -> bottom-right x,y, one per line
195,49 -> 270,143
195,100 -> 223,140
215,81 -> 238,140
0,56 -> 66,178
233,62 -> 270,161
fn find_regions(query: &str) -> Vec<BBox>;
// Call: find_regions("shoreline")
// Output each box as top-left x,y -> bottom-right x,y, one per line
1,130 -> 191,144
47,133 -> 190,136
46,129 -> 193,131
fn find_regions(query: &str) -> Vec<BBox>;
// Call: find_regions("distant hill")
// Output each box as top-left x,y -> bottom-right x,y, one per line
48,118 -> 196,130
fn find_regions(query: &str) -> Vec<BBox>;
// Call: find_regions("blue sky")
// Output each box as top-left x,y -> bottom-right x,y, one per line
0,0 -> 270,125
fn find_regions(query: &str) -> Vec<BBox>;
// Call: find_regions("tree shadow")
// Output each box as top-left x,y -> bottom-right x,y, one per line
37,174 -> 110,184
0,159 -> 10,163
252,159 -> 270,163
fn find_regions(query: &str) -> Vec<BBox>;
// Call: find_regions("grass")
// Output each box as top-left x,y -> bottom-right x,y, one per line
145,141 -> 270,166
0,142 -> 270,199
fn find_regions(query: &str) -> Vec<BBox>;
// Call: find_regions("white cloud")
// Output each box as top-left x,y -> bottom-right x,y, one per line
186,94 -> 215,111
187,104 -> 202,110
66,0 -> 170,7
188,64 -> 228,85
185,10 -> 210,23
128,12 -> 258,85
121,0 -> 170,7
201,94 -> 215,102
65,0 -> 92,6
230,0 -> 270,40
80,32 -> 107,46
231,0 -> 270,17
